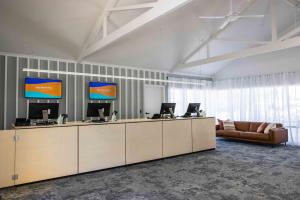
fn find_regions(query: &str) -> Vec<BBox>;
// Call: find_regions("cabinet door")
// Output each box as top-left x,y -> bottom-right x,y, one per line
0,130 -> 15,188
192,118 -> 216,152
126,121 -> 163,164
163,120 -> 192,157
15,127 -> 78,185
79,124 -> 125,173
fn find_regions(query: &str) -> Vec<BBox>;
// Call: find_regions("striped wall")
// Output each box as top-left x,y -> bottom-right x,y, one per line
0,53 -> 168,130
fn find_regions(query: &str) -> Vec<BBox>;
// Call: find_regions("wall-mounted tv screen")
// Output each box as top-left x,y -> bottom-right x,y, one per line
25,77 -> 62,99
89,82 -> 117,100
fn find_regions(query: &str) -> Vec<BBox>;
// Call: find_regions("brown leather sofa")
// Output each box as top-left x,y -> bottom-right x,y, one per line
216,121 -> 288,145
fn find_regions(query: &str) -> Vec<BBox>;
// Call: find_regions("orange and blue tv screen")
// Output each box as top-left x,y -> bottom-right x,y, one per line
89,82 -> 117,100
25,77 -> 62,99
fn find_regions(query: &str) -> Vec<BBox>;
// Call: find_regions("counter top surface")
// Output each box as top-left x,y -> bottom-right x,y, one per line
11,117 -> 215,130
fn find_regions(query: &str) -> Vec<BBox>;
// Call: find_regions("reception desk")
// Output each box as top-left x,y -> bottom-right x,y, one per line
0,117 -> 216,188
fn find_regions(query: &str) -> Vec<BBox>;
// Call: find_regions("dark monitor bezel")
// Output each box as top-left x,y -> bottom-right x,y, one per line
28,103 -> 60,120
160,103 -> 176,115
187,103 -> 201,113
87,103 -> 111,117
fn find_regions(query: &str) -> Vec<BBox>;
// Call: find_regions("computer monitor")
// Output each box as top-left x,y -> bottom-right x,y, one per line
29,103 -> 59,120
87,103 -> 111,118
187,103 -> 201,113
160,103 -> 176,115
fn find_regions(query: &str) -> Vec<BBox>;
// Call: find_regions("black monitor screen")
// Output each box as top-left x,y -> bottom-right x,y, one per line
187,103 -> 201,113
87,103 -> 111,117
29,103 -> 59,119
160,103 -> 176,115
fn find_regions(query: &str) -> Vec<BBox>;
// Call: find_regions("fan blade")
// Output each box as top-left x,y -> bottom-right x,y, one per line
219,20 -> 231,30
236,15 -> 265,18
198,16 -> 226,19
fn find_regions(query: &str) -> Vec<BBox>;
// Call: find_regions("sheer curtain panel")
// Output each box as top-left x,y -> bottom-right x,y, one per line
168,72 -> 300,146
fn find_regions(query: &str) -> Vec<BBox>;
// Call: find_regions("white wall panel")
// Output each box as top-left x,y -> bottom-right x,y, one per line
0,53 -> 168,129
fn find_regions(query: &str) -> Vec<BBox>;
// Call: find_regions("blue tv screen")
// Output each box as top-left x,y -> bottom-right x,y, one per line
25,77 -> 62,99
89,82 -> 117,100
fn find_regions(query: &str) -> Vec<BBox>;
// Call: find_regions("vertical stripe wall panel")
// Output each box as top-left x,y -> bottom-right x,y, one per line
59,62 -> 67,115
106,67 -> 114,113
6,57 -> 17,129
67,63 -> 75,121
121,68 -> 126,119
16,57 -> 19,117
139,70 -> 144,117
31,59 -> 38,104
18,58 -> 28,119
76,64 -> 83,121
82,64 -> 87,120
115,68 -> 121,115
0,56 -> 5,130
0,53 -> 172,130
133,70 -> 138,118
127,69 -> 132,119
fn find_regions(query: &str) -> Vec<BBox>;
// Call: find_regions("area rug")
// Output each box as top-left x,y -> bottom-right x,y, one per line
1,139 -> 299,200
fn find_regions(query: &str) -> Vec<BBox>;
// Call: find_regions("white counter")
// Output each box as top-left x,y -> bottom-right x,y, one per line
0,117 -> 216,188
12,117 -> 215,129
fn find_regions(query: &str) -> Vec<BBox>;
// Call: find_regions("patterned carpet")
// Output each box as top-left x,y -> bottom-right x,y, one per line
1,139 -> 300,200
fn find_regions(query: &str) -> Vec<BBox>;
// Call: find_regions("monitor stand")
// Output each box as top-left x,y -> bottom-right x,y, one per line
169,108 -> 175,119
98,108 -> 105,120
196,111 -> 201,117
91,109 -> 106,123
34,110 -> 54,125
42,110 -> 49,121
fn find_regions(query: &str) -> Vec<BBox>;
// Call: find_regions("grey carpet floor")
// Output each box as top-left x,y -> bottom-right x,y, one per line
1,139 -> 300,200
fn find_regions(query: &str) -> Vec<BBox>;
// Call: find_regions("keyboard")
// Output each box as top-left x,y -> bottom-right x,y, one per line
181,113 -> 191,118
36,121 -> 57,126
91,120 -> 105,123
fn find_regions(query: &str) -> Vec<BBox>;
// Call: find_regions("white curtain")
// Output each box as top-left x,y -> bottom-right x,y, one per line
168,72 -> 300,146
167,77 -> 213,116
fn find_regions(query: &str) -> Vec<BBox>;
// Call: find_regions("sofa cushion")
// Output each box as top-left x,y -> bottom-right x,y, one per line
239,132 -> 270,141
217,119 -> 224,130
264,123 -> 276,134
249,122 -> 263,132
217,130 -> 241,138
257,122 -> 268,133
223,120 -> 235,131
234,121 -> 250,132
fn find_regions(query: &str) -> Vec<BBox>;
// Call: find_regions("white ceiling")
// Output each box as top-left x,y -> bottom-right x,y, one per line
0,0 -> 299,77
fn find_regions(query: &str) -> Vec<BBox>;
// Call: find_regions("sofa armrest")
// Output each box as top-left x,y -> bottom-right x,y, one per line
269,128 -> 288,144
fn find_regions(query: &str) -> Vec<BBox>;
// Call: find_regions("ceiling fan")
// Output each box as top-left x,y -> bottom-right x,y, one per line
198,0 -> 264,30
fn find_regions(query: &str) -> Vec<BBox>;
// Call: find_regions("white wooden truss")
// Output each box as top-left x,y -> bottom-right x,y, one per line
78,0 -> 192,61
173,0 -> 300,71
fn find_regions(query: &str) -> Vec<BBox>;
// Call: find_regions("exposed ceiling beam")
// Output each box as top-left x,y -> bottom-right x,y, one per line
280,26 -> 300,40
173,36 -> 300,70
79,0 -> 192,60
282,0 -> 300,8
108,2 -> 156,12
108,18 -> 119,30
214,38 -> 270,45
79,0 -> 119,56
271,0 -> 278,41
181,35 -> 215,64
178,0 -> 257,65
279,18 -> 300,39
206,43 -> 210,58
